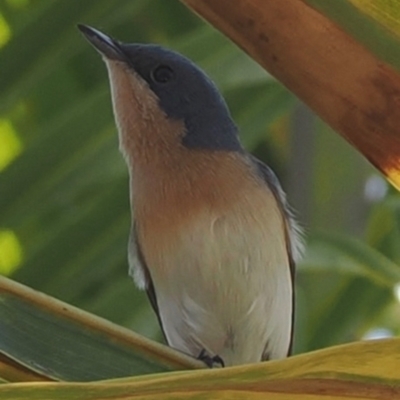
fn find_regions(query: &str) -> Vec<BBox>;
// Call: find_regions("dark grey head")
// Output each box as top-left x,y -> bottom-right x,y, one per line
78,24 -> 242,152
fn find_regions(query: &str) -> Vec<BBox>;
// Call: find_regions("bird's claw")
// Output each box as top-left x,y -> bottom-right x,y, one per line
198,349 -> 225,368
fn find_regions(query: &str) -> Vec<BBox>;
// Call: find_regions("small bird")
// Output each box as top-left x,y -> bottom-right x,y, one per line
78,24 -> 303,367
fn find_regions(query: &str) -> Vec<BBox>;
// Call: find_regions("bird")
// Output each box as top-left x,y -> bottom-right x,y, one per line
78,24 -> 303,367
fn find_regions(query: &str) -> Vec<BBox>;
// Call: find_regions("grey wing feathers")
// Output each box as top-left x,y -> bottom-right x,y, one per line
250,155 -> 303,358
250,155 -> 304,268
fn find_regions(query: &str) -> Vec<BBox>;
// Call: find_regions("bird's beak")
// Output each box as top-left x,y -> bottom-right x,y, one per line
77,24 -> 128,63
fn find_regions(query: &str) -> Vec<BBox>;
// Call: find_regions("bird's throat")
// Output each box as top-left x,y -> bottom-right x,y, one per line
105,59 -> 185,168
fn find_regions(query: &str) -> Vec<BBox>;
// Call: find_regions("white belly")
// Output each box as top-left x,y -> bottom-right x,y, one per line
149,201 -> 292,366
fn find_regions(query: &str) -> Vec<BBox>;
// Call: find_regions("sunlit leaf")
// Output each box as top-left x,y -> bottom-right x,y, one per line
1,339 -> 400,398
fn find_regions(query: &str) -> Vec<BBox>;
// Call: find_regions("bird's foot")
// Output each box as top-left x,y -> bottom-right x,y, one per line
198,349 -> 225,368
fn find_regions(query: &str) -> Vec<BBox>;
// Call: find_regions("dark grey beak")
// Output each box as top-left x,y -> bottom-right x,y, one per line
77,24 -> 127,62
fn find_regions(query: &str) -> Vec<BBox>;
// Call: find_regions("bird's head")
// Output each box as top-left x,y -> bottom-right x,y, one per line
78,25 -> 242,167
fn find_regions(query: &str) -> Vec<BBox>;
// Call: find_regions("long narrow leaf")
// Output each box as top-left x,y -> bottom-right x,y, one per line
0,277 -> 204,382
1,338 -> 400,398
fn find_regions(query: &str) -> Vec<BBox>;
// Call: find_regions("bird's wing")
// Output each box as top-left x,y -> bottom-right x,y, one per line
250,155 -> 303,278
249,155 -> 303,357
128,222 -> 167,341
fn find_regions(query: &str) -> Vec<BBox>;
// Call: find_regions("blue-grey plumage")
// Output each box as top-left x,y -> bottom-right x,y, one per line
78,24 -> 303,367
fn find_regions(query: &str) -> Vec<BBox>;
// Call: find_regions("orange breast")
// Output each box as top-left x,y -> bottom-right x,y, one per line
131,149 -> 284,275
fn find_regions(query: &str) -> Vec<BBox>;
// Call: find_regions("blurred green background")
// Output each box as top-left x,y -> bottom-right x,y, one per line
1,0 -> 400,355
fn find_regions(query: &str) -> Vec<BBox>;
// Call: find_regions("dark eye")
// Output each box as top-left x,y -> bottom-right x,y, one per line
151,65 -> 174,83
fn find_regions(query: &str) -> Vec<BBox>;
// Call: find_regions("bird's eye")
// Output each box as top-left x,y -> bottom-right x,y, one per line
151,65 -> 175,83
